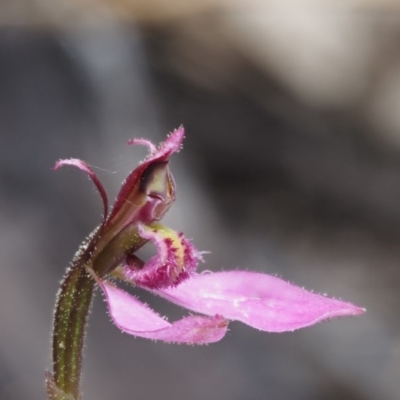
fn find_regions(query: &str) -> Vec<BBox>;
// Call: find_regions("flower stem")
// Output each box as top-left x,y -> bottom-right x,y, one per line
49,259 -> 95,400
47,223 -> 146,399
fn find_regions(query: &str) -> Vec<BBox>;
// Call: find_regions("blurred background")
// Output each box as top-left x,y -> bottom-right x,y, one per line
0,1 -> 399,399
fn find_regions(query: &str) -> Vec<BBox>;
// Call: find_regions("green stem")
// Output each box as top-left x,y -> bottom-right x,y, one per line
92,224 -> 147,277
48,224 -> 146,400
51,260 -> 95,399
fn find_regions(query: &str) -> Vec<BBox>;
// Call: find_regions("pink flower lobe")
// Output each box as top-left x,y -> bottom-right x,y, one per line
154,271 -> 365,332
98,279 -> 228,344
124,223 -> 202,289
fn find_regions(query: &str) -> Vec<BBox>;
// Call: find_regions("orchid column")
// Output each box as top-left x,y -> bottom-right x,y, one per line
47,128 -> 364,400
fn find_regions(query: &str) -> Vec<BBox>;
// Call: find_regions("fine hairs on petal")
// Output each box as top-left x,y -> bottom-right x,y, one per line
153,271 -> 365,332
97,277 -> 228,344
123,224 -> 202,289
107,127 -> 185,227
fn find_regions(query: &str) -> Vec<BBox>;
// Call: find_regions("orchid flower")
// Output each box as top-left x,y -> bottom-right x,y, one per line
47,127 -> 364,400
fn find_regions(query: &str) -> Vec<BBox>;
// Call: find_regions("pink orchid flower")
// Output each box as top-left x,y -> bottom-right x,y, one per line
54,127 -> 364,345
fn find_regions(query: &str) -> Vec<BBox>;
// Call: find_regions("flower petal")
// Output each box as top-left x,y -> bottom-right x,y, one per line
153,271 -> 365,332
99,279 -> 228,344
147,126 -> 185,161
127,126 -> 184,163
108,127 -> 184,227
127,138 -> 157,153
53,158 -> 108,220
124,223 -> 202,289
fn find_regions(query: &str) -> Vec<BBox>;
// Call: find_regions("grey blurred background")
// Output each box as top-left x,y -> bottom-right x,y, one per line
0,1 -> 399,399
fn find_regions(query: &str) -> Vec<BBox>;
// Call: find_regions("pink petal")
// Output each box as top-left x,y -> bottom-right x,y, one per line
99,280 -> 228,344
148,126 -> 185,161
154,271 -> 365,332
108,127 -> 185,227
124,224 -> 201,289
127,138 -> 157,153
53,158 -> 108,219
127,126 -> 184,162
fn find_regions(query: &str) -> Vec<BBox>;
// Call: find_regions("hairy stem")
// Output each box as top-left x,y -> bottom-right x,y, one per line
48,219 -> 148,399
51,260 -> 95,399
